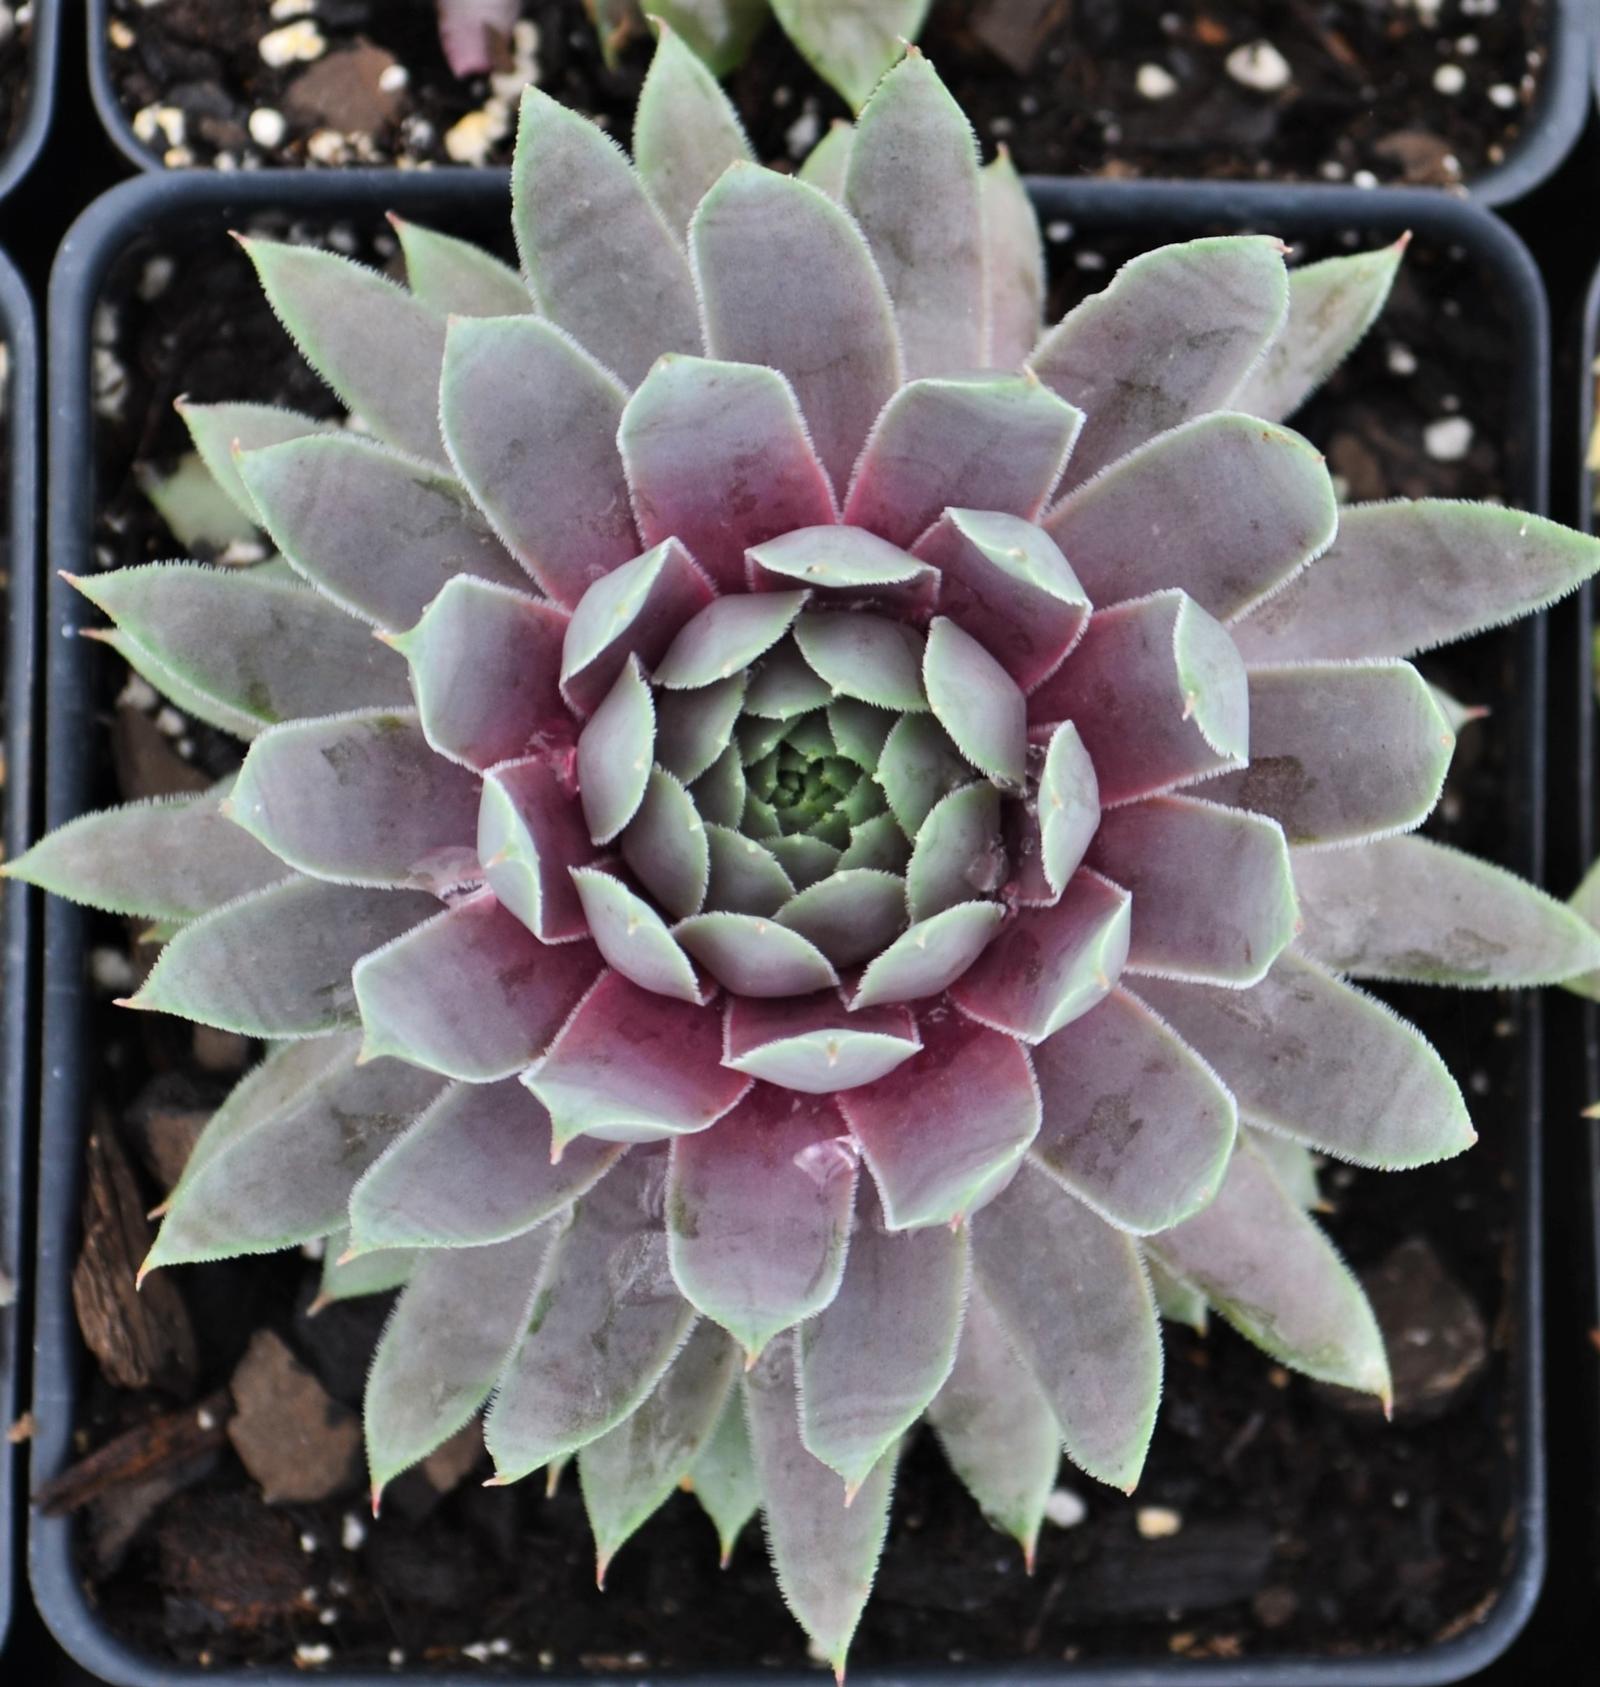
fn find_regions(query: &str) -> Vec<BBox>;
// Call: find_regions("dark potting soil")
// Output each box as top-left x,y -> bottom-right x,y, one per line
0,2 -> 30,155
51,212 -> 1530,1673
104,0 -> 1549,189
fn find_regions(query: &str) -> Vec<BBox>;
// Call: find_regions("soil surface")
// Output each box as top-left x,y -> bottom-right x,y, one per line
44,203 -> 1536,1674
103,0 -> 1550,188
0,2 -> 30,155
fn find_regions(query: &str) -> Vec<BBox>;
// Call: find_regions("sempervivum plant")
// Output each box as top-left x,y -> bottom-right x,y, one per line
16,29 -> 1600,1673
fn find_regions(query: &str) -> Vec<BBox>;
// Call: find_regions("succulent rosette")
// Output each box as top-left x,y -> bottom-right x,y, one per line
18,31 -> 1600,1674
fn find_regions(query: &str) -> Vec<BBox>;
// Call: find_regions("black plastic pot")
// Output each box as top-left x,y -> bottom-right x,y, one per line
86,0 -> 1592,204
0,240 -> 39,1658
32,167 -> 1549,1685
0,0 -> 58,202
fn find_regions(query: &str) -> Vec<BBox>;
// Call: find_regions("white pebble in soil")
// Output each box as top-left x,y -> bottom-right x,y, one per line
1043,1487 -> 1086,1528
1488,83 -> 1518,109
1135,1505 -> 1183,1539
1225,41 -> 1291,94
1386,343 -> 1418,376
248,107 -> 288,149
259,21 -> 325,69
1135,63 -> 1178,101
1423,416 -> 1474,462
1432,63 -> 1466,96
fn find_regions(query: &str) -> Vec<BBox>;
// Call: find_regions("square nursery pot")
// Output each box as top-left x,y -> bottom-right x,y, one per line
0,0 -> 57,202
0,240 -> 39,1657
31,167 -> 1551,1686
85,0 -> 1592,202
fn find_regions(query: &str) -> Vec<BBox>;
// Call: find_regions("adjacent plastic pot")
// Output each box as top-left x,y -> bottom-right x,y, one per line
84,0 -> 1591,204
1579,258 -> 1600,1498
0,0 -> 59,201
0,242 -> 39,1658
32,167 -> 1549,1686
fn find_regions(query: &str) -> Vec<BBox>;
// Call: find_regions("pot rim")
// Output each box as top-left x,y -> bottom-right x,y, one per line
28,168 -> 1550,1686
0,0 -> 60,203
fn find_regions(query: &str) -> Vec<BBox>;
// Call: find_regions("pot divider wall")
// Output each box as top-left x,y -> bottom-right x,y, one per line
31,168 -> 1549,1686
0,239 -> 39,1659
0,0 -> 58,203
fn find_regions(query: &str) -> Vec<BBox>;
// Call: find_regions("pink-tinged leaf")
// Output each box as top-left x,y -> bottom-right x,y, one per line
561,540 -> 717,717
950,871 -> 1129,1043
1136,952 -> 1474,1170
440,315 -> 638,607
317,1230 -> 415,1307
3,785 -> 283,923
365,1225 -> 546,1499
692,164 -> 901,495
766,834 -> 842,890
1029,589 -> 1248,804
350,1078 -> 620,1250
849,901 -> 1006,1010
241,237 -> 449,466
1148,1256 -> 1209,1333
177,399 -> 336,525
1234,239 -> 1406,422
1146,1136 -> 1390,1400
526,970 -> 750,1147
580,1321 -> 740,1582
577,658 -> 656,846
570,867 -> 706,1002
923,616 -> 1027,790
1294,835 -> 1600,987
692,744 -> 748,829
747,526 -> 937,619
927,1286 -> 1059,1561
144,1040 -> 445,1270
795,612 -> 926,713
132,879 -> 436,1039
1029,988 -> 1237,1234
844,49 -> 982,377
78,630 -> 249,745
72,563 -> 409,733
800,1181 -> 965,1495
723,995 -> 919,1093
354,891 -> 602,1081
906,781 -> 1001,924
1246,1126 -> 1323,1212
843,375 -> 1081,548
972,1164 -> 1161,1491
229,710 -> 480,892
689,1388 -> 760,1564
621,361 -> 836,598
487,1150 -> 697,1479
478,758 -> 594,944
838,1008 -> 1039,1229
703,825 -> 796,917
1204,662 -> 1453,846
655,678 -> 747,786
797,117 -> 854,196
744,639 -> 834,720
1035,721 -> 1101,899
436,0 -> 518,76
913,510 -> 1088,693
394,577 -> 571,771
1032,236 -> 1289,491
620,768 -> 711,919
674,911 -> 841,997
774,870 -> 908,970
512,87 -> 700,387
839,813 -> 910,875
667,1086 -> 855,1355
875,715 -> 972,834
981,149 -> 1045,369
237,434 -> 528,632
391,215 -> 533,318
1089,795 -> 1296,987
744,1337 -> 896,1682
655,591 -> 809,689
1044,413 -> 1336,622
633,23 -> 755,235
1232,501 -> 1600,661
